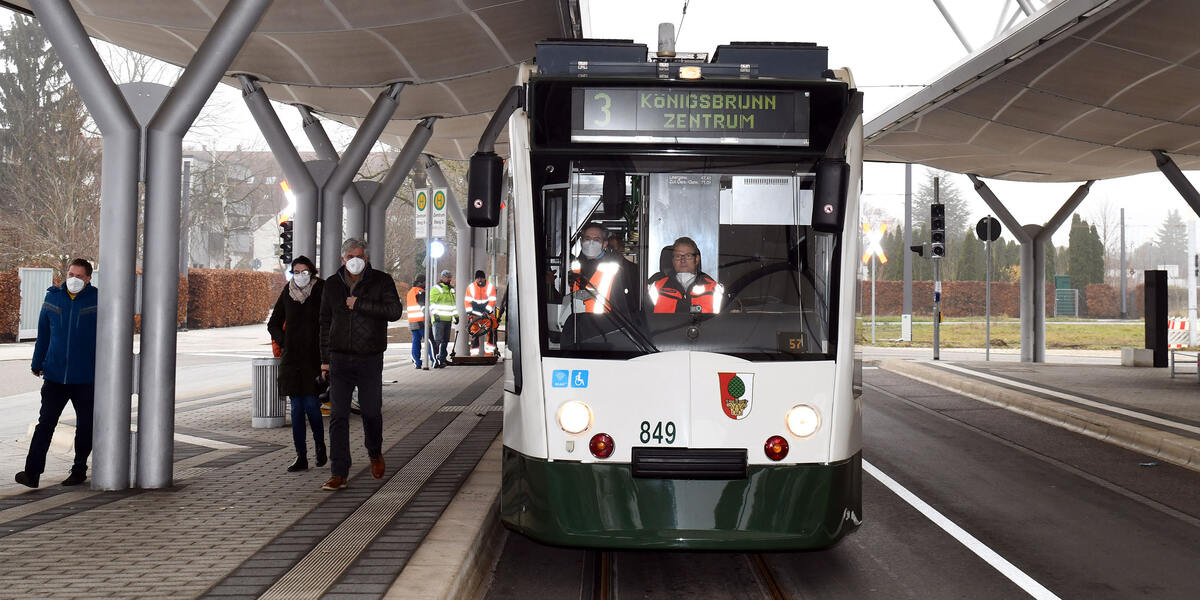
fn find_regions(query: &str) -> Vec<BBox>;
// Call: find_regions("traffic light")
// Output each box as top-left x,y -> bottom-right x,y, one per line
279,219 -> 293,264
930,203 -> 945,258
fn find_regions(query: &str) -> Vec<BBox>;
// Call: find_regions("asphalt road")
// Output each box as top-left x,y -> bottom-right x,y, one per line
482,368 -> 1200,599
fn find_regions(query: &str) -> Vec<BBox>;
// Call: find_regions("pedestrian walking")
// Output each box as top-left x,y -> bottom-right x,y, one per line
319,239 -> 403,491
428,269 -> 457,368
16,258 -> 97,488
406,274 -> 426,369
267,256 -> 327,473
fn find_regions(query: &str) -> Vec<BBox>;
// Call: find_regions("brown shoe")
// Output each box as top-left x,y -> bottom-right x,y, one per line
321,476 -> 347,491
370,455 -> 385,479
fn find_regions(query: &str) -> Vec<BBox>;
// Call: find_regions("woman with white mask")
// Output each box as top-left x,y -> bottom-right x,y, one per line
646,237 -> 724,314
267,255 -> 327,472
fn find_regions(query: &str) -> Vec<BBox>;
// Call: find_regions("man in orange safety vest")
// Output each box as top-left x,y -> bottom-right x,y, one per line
464,270 -> 497,356
646,236 -> 724,314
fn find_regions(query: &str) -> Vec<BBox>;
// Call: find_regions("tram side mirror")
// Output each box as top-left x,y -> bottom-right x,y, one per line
812,160 -> 849,234
602,171 -> 625,218
468,151 -> 504,227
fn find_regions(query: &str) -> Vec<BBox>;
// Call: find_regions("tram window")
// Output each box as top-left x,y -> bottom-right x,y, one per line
536,162 -> 837,360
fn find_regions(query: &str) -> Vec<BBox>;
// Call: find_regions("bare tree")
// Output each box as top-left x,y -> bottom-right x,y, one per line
0,14 -> 101,271
1087,196 -> 1121,283
185,147 -> 277,269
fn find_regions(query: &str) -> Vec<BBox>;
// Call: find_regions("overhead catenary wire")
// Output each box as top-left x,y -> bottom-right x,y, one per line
675,0 -> 690,45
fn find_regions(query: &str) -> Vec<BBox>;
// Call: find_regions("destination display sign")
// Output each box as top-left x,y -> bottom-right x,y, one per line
572,87 -> 810,146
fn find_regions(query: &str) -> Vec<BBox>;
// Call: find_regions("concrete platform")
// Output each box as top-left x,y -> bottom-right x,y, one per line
879,358 -> 1200,473
0,347 -> 505,599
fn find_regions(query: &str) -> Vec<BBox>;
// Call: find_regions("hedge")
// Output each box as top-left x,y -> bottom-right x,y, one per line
858,280 -> 1052,317
186,269 -> 273,329
0,270 -> 18,342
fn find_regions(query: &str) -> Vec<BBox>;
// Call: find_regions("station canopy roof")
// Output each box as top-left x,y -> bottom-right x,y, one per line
865,0 -> 1200,183
5,0 -> 581,160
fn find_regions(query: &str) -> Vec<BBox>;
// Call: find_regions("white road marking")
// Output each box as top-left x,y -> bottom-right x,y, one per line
185,352 -> 272,358
933,362 -> 1200,436
863,459 -> 1061,600
128,424 -> 247,450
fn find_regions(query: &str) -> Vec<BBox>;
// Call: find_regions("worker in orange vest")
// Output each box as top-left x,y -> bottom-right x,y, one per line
464,270 -> 497,356
405,274 -> 426,369
567,222 -> 639,316
647,236 -> 724,314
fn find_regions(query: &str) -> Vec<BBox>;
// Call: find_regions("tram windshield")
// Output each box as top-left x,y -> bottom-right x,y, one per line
536,159 -> 841,361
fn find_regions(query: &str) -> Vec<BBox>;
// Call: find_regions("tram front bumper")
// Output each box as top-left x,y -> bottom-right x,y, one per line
501,447 -> 862,550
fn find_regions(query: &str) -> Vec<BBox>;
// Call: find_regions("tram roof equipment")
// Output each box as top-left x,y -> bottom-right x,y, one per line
1,0 -> 581,160
865,0 -> 1200,182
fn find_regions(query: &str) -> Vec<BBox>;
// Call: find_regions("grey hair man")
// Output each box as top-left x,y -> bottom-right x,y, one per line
318,238 -> 403,491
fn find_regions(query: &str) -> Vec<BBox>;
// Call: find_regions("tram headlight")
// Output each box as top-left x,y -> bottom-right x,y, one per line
557,401 -> 593,434
786,404 -> 821,438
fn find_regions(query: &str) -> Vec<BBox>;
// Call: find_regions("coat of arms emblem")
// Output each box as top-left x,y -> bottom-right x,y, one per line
718,372 -> 753,420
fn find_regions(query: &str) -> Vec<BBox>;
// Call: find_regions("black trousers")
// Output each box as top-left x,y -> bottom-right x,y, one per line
26,381 -> 93,477
328,352 -> 383,478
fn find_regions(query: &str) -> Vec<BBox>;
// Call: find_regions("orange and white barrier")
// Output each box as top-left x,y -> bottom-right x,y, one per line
1167,316 -> 1190,349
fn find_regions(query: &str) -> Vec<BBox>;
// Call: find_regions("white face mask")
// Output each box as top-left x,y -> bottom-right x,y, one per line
292,271 -> 312,288
66,277 -> 86,294
675,272 -> 696,288
345,257 -> 366,275
580,240 -> 603,259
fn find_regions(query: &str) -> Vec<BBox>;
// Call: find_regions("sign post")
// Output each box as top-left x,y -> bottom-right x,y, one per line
863,223 -> 888,344
432,187 -> 448,238
977,216 -> 1002,361
414,188 -> 428,239
418,188 -> 433,370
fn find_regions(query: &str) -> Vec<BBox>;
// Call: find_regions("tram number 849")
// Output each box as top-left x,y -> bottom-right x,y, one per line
639,421 -> 677,445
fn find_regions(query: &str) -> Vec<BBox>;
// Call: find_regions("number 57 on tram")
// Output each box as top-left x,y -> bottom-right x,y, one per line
467,38 -> 864,550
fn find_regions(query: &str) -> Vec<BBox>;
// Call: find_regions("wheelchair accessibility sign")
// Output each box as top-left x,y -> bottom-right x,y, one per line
551,369 -> 589,388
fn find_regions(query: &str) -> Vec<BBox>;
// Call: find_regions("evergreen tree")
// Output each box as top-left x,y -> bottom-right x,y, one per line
1045,238 -> 1057,284
913,170 -> 972,249
0,15 -> 100,269
1154,209 -> 1188,271
1067,214 -> 1104,288
956,228 -> 985,281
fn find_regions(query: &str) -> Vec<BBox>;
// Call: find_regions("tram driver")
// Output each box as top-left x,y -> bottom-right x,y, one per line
647,236 -> 724,314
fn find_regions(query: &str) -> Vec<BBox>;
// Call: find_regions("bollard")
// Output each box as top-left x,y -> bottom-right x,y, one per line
251,357 -> 286,428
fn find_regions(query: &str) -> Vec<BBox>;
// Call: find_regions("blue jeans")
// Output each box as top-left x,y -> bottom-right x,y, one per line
410,324 -> 424,367
290,394 -> 324,455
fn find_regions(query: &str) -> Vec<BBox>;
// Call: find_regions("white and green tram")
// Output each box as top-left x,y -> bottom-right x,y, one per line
468,39 -> 864,550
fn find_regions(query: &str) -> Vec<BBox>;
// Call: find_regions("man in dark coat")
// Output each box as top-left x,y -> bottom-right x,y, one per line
268,255 -> 326,472
319,238 -> 403,491
17,258 -> 97,488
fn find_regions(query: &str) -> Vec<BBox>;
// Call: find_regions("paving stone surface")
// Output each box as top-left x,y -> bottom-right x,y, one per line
0,361 -> 502,599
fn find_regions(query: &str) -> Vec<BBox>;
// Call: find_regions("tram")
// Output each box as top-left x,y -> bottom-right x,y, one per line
467,37 -> 864,550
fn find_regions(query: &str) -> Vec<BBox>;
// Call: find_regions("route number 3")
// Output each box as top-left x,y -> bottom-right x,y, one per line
639,421 -> 676,444
592,92 -> 611,127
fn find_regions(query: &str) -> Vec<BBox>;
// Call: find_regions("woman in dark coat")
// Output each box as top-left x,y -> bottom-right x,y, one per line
267,256 -> 327,472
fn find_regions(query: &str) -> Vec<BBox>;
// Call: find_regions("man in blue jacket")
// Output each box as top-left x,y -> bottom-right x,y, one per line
16,258 -> 98,488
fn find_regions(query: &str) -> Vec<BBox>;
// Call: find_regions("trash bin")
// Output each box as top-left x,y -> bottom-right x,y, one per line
252,357 -> 286,428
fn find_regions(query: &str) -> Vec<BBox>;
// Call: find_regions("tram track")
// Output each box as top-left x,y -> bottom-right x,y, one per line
579,551 -> 790,600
